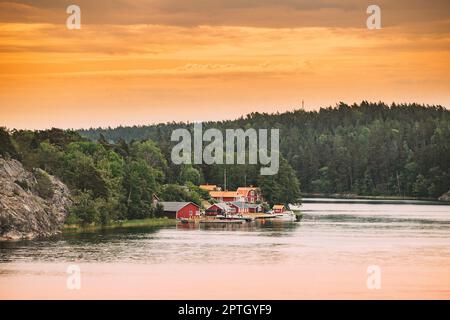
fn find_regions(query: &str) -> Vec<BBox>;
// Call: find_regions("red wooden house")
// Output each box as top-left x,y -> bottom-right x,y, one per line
227,201 -> 249,214
159,202 -> 200,219
247,203 -> 262,213
205,203 -> 232,216
237,187 -> 261,203
209,191 -> 244,202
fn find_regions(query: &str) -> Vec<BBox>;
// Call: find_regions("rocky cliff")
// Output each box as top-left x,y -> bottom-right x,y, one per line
0,157 -> 72,240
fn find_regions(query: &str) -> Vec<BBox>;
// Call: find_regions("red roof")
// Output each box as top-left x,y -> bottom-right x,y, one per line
210,191 -> 240,198
237,187 -> 259,196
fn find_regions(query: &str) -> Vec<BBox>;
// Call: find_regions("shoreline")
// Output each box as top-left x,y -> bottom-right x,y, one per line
63,217 -> 177,233
301,193 -> 444,201
301,194 -> 450,205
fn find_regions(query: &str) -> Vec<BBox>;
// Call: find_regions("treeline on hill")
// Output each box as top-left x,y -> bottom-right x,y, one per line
78,102 -> 450,199
0,127 -> 299,225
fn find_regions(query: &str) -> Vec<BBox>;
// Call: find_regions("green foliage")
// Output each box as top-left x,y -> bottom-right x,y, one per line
123,159 -> 159,219
180,166 -> 201,185
62,150 -> 109,198
69,191 -> 98,225
5,102 -> 449,227
413,174 -> 429,197
160,183 -> 204,206
33,170 -> 54,200
78,102 -> 450,199
35,142 -> 64,172
68,191 -> 121,226
8,129 -> 159,224
258,157 -> 301,206
153,203 -> 165,218
189,183 -> 211,200
0,127 -> 19,159
130,140 -> 168,174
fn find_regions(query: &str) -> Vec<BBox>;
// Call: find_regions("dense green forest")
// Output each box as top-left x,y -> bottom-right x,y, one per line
0,126 -> 299,225
1,102 -> 449,225
78,102 -> 450,199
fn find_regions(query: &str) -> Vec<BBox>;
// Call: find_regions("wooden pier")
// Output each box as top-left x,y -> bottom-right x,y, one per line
199,219 -> 244,224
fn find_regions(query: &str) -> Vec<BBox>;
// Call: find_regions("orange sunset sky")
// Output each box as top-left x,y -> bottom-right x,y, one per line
0,0 -> 449,129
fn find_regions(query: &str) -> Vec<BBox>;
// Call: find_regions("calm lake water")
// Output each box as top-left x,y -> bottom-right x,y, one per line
1,199 -> 449,299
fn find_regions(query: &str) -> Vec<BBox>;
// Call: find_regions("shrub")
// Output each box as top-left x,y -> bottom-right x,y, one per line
69,191 -> 98,225
34,170 -> 54,200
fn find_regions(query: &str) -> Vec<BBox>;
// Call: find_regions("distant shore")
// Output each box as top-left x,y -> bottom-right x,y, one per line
301,193 -> 439,201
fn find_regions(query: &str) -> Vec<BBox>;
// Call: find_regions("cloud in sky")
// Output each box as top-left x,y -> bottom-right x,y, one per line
1,0 -> 450,27
0,0 -> 449,129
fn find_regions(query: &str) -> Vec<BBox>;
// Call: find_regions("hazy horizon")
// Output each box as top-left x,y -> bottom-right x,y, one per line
1,101 -> 447,131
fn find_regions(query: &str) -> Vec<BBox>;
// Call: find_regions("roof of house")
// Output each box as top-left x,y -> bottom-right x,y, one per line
207,202 -> 232,211
201,200 -> 212,208
228,201 -> 249,209
236,187 -> 259,196
159,202 -> 198,212
273,204 -> 285,210
209,191 -> 240,198
200,184 -> 219,191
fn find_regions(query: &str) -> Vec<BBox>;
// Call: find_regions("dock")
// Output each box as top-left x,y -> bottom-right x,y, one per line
199,219 -> 244,224
244,214 -> 277,220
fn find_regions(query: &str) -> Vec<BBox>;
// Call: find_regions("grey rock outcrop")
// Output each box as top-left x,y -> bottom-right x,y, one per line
0,157 -> 72,240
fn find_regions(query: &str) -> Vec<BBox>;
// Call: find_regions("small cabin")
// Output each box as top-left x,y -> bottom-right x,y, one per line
273,204 -> 285,213
227,201 -> 249,214
159,202 -> 200,219
247,203 -> 262,213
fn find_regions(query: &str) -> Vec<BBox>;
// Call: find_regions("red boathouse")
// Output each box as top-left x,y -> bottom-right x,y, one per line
273,205 -> 286,213
159,202 -> 200,219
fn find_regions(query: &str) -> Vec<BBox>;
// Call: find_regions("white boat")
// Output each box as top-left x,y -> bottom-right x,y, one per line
288,204 -> 302,211
272,210 -> 296,221
288,204 -> 303,221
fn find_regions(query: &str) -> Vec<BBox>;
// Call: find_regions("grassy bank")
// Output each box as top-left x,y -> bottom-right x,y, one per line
63,217 -> 177,233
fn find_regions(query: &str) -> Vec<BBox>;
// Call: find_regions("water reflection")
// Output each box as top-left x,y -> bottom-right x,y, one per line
1,201 -> 449,267
176,220 -> 300,233
1,201 -> 450,299
0,221 -> 300,264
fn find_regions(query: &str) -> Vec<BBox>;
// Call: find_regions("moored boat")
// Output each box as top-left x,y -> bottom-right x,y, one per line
179,218 -> 195,224
288,204 -> 303,221
272,210 -> 296,221
288,203 -> 302,212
